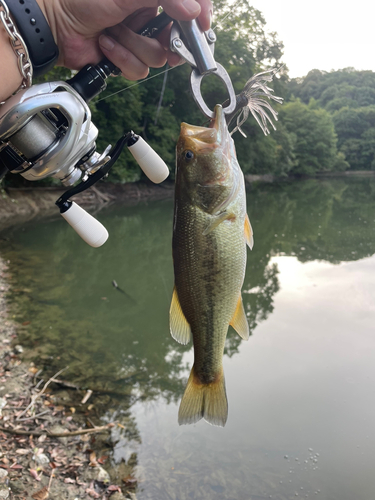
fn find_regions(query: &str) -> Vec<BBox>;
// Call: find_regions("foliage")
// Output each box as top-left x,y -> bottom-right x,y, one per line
332,106 -> 375,170
278,99 -> 348,175
288,68 -> 375,170
4,3 -> 375,188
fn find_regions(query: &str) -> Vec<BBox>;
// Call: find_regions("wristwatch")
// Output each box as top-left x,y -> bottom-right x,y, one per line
2,0 -> 59,79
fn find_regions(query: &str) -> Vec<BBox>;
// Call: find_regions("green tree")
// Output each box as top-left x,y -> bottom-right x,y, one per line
333,106 -> 375,170
279,99 -> 348,175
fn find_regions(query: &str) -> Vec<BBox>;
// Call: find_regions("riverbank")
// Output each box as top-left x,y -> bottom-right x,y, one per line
0,256 -> 136,500
2,171 -> 375,231
0,181 -> 174,232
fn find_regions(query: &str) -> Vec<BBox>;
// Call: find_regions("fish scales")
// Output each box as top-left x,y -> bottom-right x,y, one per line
174,204 -> 246,380
170,105 -> 253,427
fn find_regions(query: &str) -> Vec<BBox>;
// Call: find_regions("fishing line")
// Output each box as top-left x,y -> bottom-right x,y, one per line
212,0 -> 243,32
96,1 -> 243,104
95,65 -> 174,103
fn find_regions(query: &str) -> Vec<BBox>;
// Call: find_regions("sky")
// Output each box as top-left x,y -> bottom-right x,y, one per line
241,0 -> 375,78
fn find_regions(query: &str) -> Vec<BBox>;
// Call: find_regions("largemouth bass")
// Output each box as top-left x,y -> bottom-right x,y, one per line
170,104 -> 253,427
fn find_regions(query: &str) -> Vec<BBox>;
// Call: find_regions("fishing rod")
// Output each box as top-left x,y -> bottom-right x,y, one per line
0,9 -> 264,247
0,12 -> 173,247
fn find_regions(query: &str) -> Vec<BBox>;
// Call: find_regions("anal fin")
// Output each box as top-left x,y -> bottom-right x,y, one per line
169,286 -> 192,345
230,294 -> 249,340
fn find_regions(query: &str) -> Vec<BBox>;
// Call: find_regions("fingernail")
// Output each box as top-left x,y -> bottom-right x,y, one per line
182,0 -> 200,15
209,9 -> 213,26
99,35 -> 114,51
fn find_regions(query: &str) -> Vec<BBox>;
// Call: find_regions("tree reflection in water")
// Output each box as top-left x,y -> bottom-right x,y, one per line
1,177 -> 375,413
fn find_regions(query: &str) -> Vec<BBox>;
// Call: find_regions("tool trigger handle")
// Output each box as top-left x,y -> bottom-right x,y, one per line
170,20 -> 236,119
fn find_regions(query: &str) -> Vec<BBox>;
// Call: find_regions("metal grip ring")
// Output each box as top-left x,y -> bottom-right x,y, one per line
190,63 -> 237,119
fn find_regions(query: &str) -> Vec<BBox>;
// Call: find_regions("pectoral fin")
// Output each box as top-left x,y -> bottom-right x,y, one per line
203,211 -> 235,236
244,214 -> 254,249
169,286 -> 192,345
230,294 -> 249,340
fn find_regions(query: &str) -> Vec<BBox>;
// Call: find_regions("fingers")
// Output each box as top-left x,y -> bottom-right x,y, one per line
98,0 -> 214,79
123,7 -> 158,33
99,25 -> 168,79
108,24 -> 167,67
99,35 -> 149,80
160,0 -> 212,30
196,0 -> 213,31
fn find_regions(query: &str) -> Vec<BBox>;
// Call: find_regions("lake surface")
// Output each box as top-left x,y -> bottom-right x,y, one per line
1,178 -> 375,500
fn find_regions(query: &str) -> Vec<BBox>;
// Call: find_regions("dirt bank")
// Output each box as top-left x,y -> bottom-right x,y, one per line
0,256 -> 137,500
0,181 -> 174,232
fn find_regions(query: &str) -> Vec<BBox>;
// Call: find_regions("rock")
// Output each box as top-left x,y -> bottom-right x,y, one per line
13,345 -> 23,354
9,480 -> 23,494
0,469 -> 7,481
110,492 -> 126,500
82,465 -> 110,484
0,398 -> 6,417
33,453 -> 50,466
0,486 -> 9,499
48,424 -> 68,444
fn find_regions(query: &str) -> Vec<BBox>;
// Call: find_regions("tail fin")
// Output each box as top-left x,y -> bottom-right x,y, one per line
178,365 -> 228,427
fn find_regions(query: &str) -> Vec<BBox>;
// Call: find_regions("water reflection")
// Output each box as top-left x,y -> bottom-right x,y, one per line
1,177 -> 375,498
0,179 -> 374,396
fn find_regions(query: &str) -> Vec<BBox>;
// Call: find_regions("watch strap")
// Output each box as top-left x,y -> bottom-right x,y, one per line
7,0 -> 59,77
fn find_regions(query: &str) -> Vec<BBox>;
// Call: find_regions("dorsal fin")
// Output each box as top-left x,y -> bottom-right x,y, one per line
169,286 -> 192,345
230,294 -> 249,340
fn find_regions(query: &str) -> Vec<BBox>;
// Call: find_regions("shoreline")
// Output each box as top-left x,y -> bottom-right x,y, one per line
1,171 -> 374,231
0,256 -> 133,500
0,180 -> 175,233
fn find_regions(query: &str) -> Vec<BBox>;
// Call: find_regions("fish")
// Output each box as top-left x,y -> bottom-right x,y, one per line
170,104 -> 253,427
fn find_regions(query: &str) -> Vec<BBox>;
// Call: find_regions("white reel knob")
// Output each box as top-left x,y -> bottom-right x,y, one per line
127,135 -> 169,184
61,201 -> 108,248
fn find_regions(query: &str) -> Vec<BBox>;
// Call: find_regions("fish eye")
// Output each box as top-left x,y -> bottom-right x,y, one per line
184,150 -> 194,161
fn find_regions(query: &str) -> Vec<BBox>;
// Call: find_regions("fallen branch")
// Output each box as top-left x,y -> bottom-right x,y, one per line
49,378 -> 133,397
0,423 -> 114,438
16,410 -> 50,422
17,366 -> 69,420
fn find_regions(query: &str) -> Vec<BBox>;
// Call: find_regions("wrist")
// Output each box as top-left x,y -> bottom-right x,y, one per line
0,16 -> 22,101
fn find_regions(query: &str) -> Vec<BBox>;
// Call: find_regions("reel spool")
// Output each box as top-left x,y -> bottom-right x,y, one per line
0,76 -> 169,247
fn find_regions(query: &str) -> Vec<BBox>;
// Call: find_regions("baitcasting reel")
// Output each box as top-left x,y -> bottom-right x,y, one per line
0,10 -> 174,247
0,61 -> 169,247
0,11 -> 234,247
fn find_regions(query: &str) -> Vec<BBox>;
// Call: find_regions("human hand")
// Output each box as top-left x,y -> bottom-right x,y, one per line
37,0 -> 213,80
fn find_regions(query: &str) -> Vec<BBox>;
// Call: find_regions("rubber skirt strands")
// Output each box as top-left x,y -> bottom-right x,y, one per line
229,67 -> 284,137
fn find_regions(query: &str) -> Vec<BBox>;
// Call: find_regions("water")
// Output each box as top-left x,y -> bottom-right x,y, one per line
1,178 -> 375,500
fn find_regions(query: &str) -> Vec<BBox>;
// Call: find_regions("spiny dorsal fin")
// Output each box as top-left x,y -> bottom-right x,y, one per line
244,214 -> 254,249
169,286 -> 192,345
230,294 -> 249,340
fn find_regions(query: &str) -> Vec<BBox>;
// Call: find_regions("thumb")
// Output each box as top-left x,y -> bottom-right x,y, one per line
160,0 -> 201,21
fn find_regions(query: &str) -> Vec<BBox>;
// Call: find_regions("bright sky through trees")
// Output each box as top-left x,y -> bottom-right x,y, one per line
237,0 -> 375,78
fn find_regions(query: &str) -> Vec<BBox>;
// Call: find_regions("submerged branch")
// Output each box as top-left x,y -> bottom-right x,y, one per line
0,423 -> 115,438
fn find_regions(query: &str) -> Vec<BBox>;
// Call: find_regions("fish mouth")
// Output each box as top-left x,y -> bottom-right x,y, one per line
210,105 -> 224,131
179,105 -> 227,152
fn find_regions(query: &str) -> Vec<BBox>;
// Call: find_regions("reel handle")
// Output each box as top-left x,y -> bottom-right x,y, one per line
60,201 -> 108,248
127,135 -> 169,184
